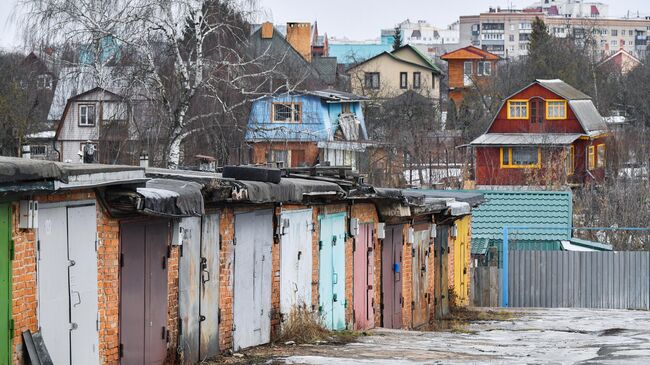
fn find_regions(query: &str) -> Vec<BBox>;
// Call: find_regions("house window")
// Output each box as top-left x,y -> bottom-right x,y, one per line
596,144 -> 606,168
272,102 -> 301,123
501,147 -> 540,168
37,74 -> 52,90
79,104 -> 96,126
566,145 -> 575,175
588,145 -> 595,170
530,99 -> 544,123
611,29 -> 618,36
400,72 -> 408,89
413,72 -> 421,89
30,145 -> 47,156
501,147 -> 542,168
463,61 -> 473,86
81,142 -> 98,163
269,150 -> 289,166
477,61 -> 492,76
507,100 -> 528,119
546,100 -> 567,119
364,72 -> 380,89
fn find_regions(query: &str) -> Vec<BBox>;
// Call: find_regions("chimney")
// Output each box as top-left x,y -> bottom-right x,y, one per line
261,22 -> 274,39
286,22 -> 312,62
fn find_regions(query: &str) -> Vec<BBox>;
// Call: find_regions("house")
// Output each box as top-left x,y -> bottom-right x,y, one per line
245,89 -> 371,170
347,44 -> 443,101
43,67 -> 156,165
248,22 -> 340,88
469,79 -> 609,187
311,21 -> 329,58
598,49 -> 642,75
440,46 -> 500,107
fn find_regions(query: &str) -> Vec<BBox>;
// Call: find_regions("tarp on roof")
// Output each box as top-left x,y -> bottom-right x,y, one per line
0,157 -> 63,183
232,177 -> 346,204
537,79 -> 591,100
569,100 -> 608,134
470,133 -> 583,146
137,179 -> 204,217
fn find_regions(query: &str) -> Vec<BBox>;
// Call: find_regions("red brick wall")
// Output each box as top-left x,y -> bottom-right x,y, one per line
401,224 -> 412,329
166,245 -> 180,362
218,208 -> 235,351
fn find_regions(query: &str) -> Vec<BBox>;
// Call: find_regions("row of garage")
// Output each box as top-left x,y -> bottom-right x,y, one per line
0,158 -> 482,364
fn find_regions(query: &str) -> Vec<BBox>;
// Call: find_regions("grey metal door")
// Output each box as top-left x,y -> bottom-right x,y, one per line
200,213 -> 220,358
38,205 -> 71,365
279,209 -> 313,319
381,225 -> 403,329
67,205 -> 100,364
120,220 -> 169,365
233,210 -> 273,351
179,217 -> 201,363
38,203 -> 99,365
434,225 -> 450,318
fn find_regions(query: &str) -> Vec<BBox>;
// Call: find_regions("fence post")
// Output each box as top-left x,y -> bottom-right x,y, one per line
502,227 -> 509,307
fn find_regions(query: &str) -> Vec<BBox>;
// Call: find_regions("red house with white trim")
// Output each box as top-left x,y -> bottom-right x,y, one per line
470,79 -> 609,187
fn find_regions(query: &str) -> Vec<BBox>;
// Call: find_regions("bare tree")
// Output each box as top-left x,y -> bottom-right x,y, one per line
20,0 -> 285,169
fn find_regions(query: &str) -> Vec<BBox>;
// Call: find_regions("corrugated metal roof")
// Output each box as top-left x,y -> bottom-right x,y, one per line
537,79 -> 591,100
470,133 -> 583,146
471,190 -> 573,245
569,100 -> 608,134
566,237 -> 613,251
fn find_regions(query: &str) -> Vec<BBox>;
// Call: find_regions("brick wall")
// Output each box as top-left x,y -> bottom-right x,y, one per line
166,245 -> 180,362
218,208 -> 235,351
96,204 -> 120,364
401,224 -> 414,329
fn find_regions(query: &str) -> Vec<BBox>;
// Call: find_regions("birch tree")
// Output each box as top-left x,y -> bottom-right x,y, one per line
20,0 -> 277,168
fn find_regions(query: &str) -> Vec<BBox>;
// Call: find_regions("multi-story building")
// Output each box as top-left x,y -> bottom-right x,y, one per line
459,6 -> 650,59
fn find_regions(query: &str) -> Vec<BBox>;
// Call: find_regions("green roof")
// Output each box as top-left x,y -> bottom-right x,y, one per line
471,190 -> 573,248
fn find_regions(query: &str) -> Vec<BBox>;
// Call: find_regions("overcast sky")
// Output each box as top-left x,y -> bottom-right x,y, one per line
1,0 -> 649,49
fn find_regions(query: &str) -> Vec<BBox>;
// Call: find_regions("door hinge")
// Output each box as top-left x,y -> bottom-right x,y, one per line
9,239 -> 14,260
36,239 -> 40,253
411,301 -> 415,310
412,248 -> 415,257
120,253 -> 124,268
318,240 -> 323,250
232,324 -> 237,332
232,237 -> 237,246
162,256 -> 167,270
95,232 -> 99,252
9,319 -> 14,333
219,234 -> 222,250
166,245 -> 171,258
161,326 -> 166,340
218,309 -> 222,324
119,343 -> 123,358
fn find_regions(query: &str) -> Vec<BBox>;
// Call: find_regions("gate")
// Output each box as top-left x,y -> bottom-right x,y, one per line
433,224 -> 449,318
509,251 -> 650,309
38,203 -> 99,365
381,225 -> 403,329
120,219 -> 169,365
411,225 -> 431,328
353,223 -> 374,330
279,209 -> 313,319
179,213 -> 220,363
233,210 -> 273,351
318,213 -> 347,330
0,203 -> 11,365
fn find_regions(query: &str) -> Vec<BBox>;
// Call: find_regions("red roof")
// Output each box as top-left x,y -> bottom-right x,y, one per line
548,5 -> 559,15
441,45 -> 500,61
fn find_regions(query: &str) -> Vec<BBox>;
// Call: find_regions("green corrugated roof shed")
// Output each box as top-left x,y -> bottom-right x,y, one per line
470,190 -> 573,254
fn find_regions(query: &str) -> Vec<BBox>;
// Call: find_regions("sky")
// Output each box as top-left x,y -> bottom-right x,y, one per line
1,0 -> 649,49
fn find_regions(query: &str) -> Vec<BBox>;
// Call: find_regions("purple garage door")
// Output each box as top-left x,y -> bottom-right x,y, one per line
353,223 -> 374,330
381,225 -> 403,329
120,220 -> 169,365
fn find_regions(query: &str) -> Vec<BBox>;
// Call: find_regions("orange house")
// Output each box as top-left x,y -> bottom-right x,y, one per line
469,79 -> 609,187
441,46 -> 500,107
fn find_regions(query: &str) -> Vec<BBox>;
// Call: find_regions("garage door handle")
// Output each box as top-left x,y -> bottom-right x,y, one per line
202,268 -> 210,284
71,291 -> 81,308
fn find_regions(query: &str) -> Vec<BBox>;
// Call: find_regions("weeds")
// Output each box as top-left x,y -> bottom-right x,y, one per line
276,307 -> 332,345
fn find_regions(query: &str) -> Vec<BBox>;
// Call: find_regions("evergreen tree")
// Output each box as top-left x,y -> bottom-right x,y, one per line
446,100 -> 458,130
529,16 -> 551,54
393,26 -> 402,50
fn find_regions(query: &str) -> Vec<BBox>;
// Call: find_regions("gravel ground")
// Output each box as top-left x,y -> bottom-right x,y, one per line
271,308 -> 650,365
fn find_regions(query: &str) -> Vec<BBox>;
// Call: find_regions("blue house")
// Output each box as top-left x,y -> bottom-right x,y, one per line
245,90 -> 370,169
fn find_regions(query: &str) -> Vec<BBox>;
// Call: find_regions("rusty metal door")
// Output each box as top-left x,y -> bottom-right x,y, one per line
353,223 -> 374,330
279,209 -> 313,319
434,224 -> 450,319
233,210 -> 273,351
411,226 -> 430,328
179,214 -> 220,363
179,217 -> 201,363
381,225 -> 403,329
38,202 -> 99,365
199,213 -> 220,358
120,220 -> 169,365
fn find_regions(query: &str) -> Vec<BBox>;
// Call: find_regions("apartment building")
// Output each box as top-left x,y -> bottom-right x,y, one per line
459,5 -> 650,59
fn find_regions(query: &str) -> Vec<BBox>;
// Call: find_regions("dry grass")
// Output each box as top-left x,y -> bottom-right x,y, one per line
276,307 -> 333,345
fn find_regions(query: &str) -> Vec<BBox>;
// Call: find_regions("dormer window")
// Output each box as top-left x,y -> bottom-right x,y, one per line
272,102 -> 301,123
79,104 -> 96,126
530,98 -> 544,123
507,100 -> 528,119
546,100 -> 567,120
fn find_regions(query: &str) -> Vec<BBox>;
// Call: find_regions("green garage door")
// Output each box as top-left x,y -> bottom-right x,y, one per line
0,203 -> 11,365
